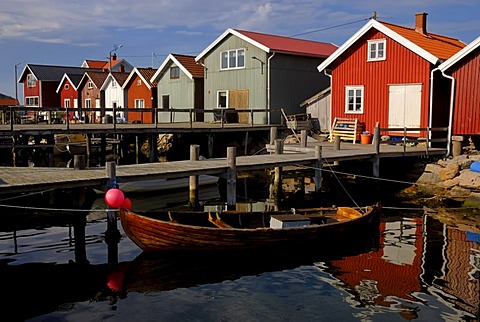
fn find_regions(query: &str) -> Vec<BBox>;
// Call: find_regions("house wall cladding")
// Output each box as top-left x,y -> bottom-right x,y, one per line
157,61 -> 195,122
41,82 -> 61,107
128,74 -> 154,124
331,29 -> 431,133
270,53 -> 330,123
203,34 -> 266,120
451,48 -> 480,135
60,79 -> 77,108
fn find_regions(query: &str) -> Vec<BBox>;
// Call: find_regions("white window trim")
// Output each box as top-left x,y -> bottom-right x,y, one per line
217,90 -> 228,108
25,96 -> 39,106
134,99 -> 145,108
27,74 -> 36,87
345,86 -> 364,114
220,48 -> 245,70
85,98 -> 92,108
87,81 -> 93,89
367,39 -> 386,62
64,99 -> 70,108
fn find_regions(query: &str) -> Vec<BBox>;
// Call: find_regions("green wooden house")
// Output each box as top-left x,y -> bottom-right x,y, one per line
150,54 -> 204,123
195,28 -> 338,124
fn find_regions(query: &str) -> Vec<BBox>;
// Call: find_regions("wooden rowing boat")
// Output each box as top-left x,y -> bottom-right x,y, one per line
120,204 -> 380,252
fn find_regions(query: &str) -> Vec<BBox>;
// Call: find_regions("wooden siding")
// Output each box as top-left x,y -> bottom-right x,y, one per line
157,62 -> 197,122
127,74 -> 154,123
59,79 -> 78,108
270,54 -> 329,123
41,82 -> 61,107
451,47 -> 480,135
331,29 -> 432,133
203,34 -> 266,122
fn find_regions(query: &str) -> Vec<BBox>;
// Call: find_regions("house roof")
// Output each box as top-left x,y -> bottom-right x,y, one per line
100,72 -> 129,90
438,34 -> 480,72
79,71 -> 109,89
55,73 -> 85,93
0,93 -> 18,106
151,54 -> 204,82
82,60 -> 108,69
317,18 -> 466,72
123,67 -> 158,90
196,28 -> 338,61
18,64 -> 89,82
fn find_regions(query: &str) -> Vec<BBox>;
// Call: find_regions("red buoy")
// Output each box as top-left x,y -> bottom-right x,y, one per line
105,188 -> 125,208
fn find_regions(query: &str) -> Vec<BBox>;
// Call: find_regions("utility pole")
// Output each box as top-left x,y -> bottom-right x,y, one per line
14,61 -> 24,103
109,44 -> 123,72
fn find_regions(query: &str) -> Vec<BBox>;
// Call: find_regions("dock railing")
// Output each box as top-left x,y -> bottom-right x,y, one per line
373,126 -> 449,155
1,106 -> 282,130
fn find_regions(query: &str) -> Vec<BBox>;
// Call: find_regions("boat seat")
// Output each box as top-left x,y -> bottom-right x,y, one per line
208,212 -> 233,229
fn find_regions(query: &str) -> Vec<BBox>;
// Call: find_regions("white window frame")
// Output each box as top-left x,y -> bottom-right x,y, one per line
64,99 -> 70,108
136,79 -> 141,86
111,80 -> 117,88
170,66 -> 180,79
345,86 -> 364,114
25,96 -> 39,106
220,48 -> 245,70
87,81 -> 93,89
368,39 -> 386,62
27,74 -> 36,87
134,99 -> 145,109
85,98 -> 91,108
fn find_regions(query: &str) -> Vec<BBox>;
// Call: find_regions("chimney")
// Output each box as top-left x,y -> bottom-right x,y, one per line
415,12 -> 428,35
111,53 -> 117,61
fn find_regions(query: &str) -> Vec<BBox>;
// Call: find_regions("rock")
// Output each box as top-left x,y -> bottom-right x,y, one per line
416,172 -> 446,196
439,163 -> 460,180
424,163 -> 443,175
458,170 -> 480,190
463,192 -> 480,208
445,186 -> 471,200
443,176 -> 460,188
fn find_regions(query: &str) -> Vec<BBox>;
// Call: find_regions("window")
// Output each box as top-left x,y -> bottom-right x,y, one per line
170,67 -> 180,79
137,79 -> 141,86
111,80 -> 117,88
64,84 -> 69,90
25,96 -> 39,106
135,99 -> 145,108
88,81 -> 93,89
85,99 -> 91,108
345,86 -> 364,113
220,49 -> 245,69
368,39 -> 386,61
27,74 -> 36,87
64,99 -> 70,108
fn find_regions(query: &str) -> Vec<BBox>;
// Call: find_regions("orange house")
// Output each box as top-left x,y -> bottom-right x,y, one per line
122,67 -> 158,124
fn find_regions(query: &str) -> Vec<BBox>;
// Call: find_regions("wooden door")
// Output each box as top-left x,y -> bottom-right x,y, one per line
388,84 -> 422,129
228,90 -> 249,124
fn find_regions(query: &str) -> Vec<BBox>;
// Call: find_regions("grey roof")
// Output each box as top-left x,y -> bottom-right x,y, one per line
23,64 -> 97,82
0,93 -> 15,100
66,73 -> 84,87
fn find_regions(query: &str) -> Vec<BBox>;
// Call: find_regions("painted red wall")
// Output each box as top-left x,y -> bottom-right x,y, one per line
451,48 -> 480,135
59,79 -> 78,108
126,75 -> 154,123
331,29 -> 432,133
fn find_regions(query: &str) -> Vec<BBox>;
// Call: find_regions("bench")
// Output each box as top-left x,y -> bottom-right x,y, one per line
329,117 -> 363,144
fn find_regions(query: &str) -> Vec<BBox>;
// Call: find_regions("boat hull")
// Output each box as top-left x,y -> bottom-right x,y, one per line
120,205 -> 380,252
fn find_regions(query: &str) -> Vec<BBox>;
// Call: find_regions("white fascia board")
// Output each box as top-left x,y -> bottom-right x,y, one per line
195,28 -> 269,62
122,68 -> 152,90
439,34 -> 480,72
317,19 -> 438,72
151,55 -> 173,82
100,73 -> 113,91
18,65 -> 33,82
56,74 -> 69,93
171,55 -> 193,80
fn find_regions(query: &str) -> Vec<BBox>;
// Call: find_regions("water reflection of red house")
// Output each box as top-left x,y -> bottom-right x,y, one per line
328,218 -> 424,307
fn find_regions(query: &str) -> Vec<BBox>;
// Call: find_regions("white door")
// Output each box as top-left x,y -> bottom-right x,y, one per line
388,84 -> 422,129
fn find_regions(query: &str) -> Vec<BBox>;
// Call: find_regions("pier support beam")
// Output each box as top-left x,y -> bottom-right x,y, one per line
189,144 -> 200,209
226,147 -> 237,209
372,157 -> 380,178
270,126 -> 277,145
270,139 -> 284,209
314,146 -> 323,192
207,134 -> 214,158
300,130 -> 307,148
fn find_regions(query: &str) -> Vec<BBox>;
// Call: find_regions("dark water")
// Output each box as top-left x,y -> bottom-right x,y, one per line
0,186 -> 479,322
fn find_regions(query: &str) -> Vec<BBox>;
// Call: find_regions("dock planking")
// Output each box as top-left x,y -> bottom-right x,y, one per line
0,141 -> 446,195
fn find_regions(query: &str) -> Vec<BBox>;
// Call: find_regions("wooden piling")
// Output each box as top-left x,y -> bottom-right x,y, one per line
74,155 -> 86,169
105,161 -> 120,269
300,130 -> 307,148
270,126 -> 277,145
314,146 -> 322,192
226,147 -> 237,208
271,139 -> 284,207
189,144 -> 200,209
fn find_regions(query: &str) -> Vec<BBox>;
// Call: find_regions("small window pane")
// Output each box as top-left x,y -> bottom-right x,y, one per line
221,52 -> 228,69
229,51 -> 236,68
237,49 -> 245,67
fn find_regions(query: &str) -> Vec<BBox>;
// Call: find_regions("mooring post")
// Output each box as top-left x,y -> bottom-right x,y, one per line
105,161 -> 120,269
207,134 -> 214,158
373,126 -> 380,154
189,144 -> 200,209
270,126 -> 277,145
334,135 -> 341,150
300,130 -> 307,148
272,139 -> 284,207
372,157 -> 380,178
226,146 -> 237,208
315,145 -> 323,192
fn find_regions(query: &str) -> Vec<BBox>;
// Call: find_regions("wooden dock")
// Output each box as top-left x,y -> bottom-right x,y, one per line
0,140 -> 446,195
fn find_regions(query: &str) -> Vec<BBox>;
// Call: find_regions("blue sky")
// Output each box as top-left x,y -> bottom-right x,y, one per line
1,0 -> 479,102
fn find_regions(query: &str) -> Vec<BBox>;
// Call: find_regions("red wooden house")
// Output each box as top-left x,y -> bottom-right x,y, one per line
56,73 -> 83,110
122,67 -> 158,123
437,35 -> 480,137
76,71 -> 109,123
317,13 -> 465,138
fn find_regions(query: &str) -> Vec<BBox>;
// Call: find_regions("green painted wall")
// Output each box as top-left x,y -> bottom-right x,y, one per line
157,61 -> 196,122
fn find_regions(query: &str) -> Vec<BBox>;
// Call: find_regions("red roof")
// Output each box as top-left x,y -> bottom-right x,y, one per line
234,29 -> 338,57
172,54 -> 204,78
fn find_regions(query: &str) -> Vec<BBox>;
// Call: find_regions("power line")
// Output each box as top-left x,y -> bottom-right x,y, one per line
290,17 -> 371,38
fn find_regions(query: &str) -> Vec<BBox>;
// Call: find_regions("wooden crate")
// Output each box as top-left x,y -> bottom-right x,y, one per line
329,117 -> 363,144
